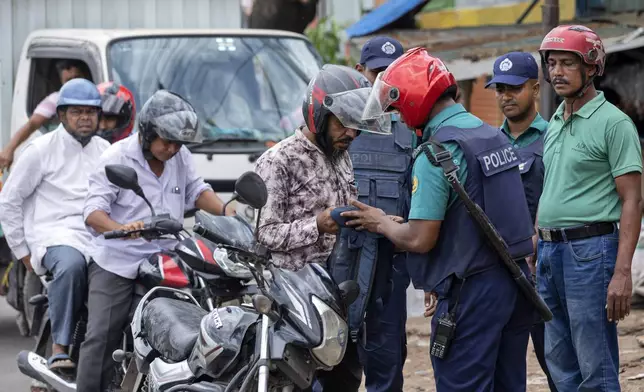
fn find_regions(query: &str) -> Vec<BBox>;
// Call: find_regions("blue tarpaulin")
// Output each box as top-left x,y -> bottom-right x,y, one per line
345,0 -> 431,38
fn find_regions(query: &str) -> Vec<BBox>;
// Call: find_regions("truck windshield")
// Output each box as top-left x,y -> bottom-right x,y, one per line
107,35 -> 321,145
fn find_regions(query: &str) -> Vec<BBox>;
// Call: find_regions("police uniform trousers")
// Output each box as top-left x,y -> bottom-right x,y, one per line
430,263 -> 535,392
358,253 -> 409,392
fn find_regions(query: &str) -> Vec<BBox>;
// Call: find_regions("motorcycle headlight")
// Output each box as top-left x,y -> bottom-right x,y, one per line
213,248 -> 253,279
310,295 -> 349,367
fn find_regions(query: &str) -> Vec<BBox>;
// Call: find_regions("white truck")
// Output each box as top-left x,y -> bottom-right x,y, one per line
8,28 -> 323,223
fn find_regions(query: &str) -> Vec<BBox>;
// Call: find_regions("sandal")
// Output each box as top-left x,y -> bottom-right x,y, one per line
47,353 -> 76,371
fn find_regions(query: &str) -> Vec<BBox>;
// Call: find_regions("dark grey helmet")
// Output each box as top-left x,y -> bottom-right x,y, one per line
139,90 -> 203,146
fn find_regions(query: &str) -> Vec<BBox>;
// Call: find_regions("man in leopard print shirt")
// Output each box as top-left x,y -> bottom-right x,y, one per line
255,64 -> 391,272
254,64 -> 393,392
254,123 -> 357,271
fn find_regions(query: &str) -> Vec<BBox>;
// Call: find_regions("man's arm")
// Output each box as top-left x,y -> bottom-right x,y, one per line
83,154 -> 123,234
181,148 -> 233,216
255,157 -> 321,252
0,144 -> 44,260
606,119 -> 643,321
0,114 -> 49,169
377,219 -> 441,254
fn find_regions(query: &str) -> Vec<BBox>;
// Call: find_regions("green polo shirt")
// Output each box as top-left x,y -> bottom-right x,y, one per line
409,104 -> 482,220
501,113 -> 549,148
537,91 -> 643,228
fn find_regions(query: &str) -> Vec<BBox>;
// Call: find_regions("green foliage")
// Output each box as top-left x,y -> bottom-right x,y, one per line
305,17 -> 352,66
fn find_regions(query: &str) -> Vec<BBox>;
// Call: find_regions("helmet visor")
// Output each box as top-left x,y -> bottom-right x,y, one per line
101,94 -> 126,116
361,73 -> 399,121
324,88 -> 392,135
153,110 -> 204,143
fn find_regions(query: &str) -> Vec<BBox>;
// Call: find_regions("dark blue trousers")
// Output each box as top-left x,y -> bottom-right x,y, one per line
359,254 -> 409,392
430,264 -> 535,392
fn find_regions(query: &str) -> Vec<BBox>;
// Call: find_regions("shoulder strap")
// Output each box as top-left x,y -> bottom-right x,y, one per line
419,139 -> 459,183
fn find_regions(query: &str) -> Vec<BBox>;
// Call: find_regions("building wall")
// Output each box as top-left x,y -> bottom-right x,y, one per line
417,0 -> 576,29
469,76 -> 504,127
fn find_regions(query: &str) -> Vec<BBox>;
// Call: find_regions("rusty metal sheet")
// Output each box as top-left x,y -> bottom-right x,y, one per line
348,21 -> 641,64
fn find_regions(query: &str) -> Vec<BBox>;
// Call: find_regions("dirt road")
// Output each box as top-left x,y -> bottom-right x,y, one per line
361,308 -> 644,391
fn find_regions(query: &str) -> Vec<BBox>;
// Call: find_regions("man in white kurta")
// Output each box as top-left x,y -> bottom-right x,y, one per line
0,78 -> 109,371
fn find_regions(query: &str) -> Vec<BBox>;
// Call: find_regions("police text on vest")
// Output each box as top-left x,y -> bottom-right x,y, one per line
478,146 -> 520,176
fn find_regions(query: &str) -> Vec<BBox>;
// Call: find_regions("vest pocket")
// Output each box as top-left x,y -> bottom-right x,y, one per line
375,179 -> 400,214
357,178 -> 370,198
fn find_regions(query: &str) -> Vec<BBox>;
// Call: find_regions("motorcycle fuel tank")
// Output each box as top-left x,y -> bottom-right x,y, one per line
187,305 -> 259,379
194,210 -> 254,249
268,263 -> 344,346
138,251 -> 193,290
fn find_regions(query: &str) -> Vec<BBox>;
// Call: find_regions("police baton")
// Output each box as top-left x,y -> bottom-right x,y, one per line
420,143 -> 553,322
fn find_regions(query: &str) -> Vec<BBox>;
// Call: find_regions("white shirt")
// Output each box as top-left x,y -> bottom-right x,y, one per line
0,125 -> 110,274
33,92 -> 60,119
83,135 -> 211,279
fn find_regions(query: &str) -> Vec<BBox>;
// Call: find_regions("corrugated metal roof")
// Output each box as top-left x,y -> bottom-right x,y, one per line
347,19 -> 644,80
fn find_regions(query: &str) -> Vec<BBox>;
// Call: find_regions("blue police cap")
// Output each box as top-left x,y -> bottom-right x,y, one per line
360,36 -> 404,70
485,52 -> 539,88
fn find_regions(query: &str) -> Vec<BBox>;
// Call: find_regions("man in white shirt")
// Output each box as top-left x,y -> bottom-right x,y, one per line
77,90 -> 232,392
0,79 -> 109,372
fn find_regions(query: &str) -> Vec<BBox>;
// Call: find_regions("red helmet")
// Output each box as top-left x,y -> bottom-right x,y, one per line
539,25 -> 606,82
363,47 -> 457,129
97,82 -> 136,143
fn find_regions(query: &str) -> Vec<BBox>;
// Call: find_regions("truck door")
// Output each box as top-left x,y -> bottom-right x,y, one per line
22,38 -> 103,135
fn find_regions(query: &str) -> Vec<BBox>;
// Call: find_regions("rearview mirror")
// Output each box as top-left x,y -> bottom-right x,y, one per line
106,164 -> 141,192
105,164 -> 156,216
234,172 -> 268,210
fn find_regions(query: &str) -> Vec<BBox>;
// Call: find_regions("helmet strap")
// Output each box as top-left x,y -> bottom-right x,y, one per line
70,132 -> 93,147
141,131 -> 157,160
574,70 -> 596,99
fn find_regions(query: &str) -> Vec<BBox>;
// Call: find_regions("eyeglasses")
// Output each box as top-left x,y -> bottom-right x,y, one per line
67,107 -> 100,117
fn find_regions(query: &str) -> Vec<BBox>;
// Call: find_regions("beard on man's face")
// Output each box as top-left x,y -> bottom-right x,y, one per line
316,130 -> 353,161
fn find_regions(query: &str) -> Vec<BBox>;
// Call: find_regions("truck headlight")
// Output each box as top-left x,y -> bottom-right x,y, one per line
310,295 -> 348,367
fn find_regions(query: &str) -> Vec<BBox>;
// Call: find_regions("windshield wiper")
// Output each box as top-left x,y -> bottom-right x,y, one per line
187,137 -> 270,155
189,137 -> 259,148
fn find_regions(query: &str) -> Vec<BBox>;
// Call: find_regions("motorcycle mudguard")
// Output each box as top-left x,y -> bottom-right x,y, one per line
17,351 -> 76,392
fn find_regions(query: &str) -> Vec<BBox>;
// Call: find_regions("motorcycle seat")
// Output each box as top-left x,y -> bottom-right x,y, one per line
142,297 -> 207,362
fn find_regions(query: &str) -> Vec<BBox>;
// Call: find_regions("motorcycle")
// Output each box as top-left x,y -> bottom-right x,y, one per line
16,166 -> 257,392
104,165 -> 360,392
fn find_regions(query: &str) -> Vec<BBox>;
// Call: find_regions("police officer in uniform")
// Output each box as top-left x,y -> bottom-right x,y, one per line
352,36 -> 411,392
342,48 -> 536,391
485,51 -> 556,391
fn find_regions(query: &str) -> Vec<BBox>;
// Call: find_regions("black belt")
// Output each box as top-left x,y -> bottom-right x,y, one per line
538,222 -> 616,242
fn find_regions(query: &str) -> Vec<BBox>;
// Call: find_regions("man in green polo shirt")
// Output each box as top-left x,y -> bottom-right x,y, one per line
536,25 -> 642,391
485,51 -> 557,392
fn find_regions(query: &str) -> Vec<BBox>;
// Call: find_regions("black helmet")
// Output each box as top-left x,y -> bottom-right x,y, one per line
139,90 -> 202,156
302,64 -> 372,135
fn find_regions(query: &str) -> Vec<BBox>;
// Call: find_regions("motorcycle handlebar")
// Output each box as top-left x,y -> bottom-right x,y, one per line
103,229 -> 133,239
103,216 -> 184,240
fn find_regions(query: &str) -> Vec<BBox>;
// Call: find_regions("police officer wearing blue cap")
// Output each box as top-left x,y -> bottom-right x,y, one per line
352,36 -> 412,392
485,51 -> 556,391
